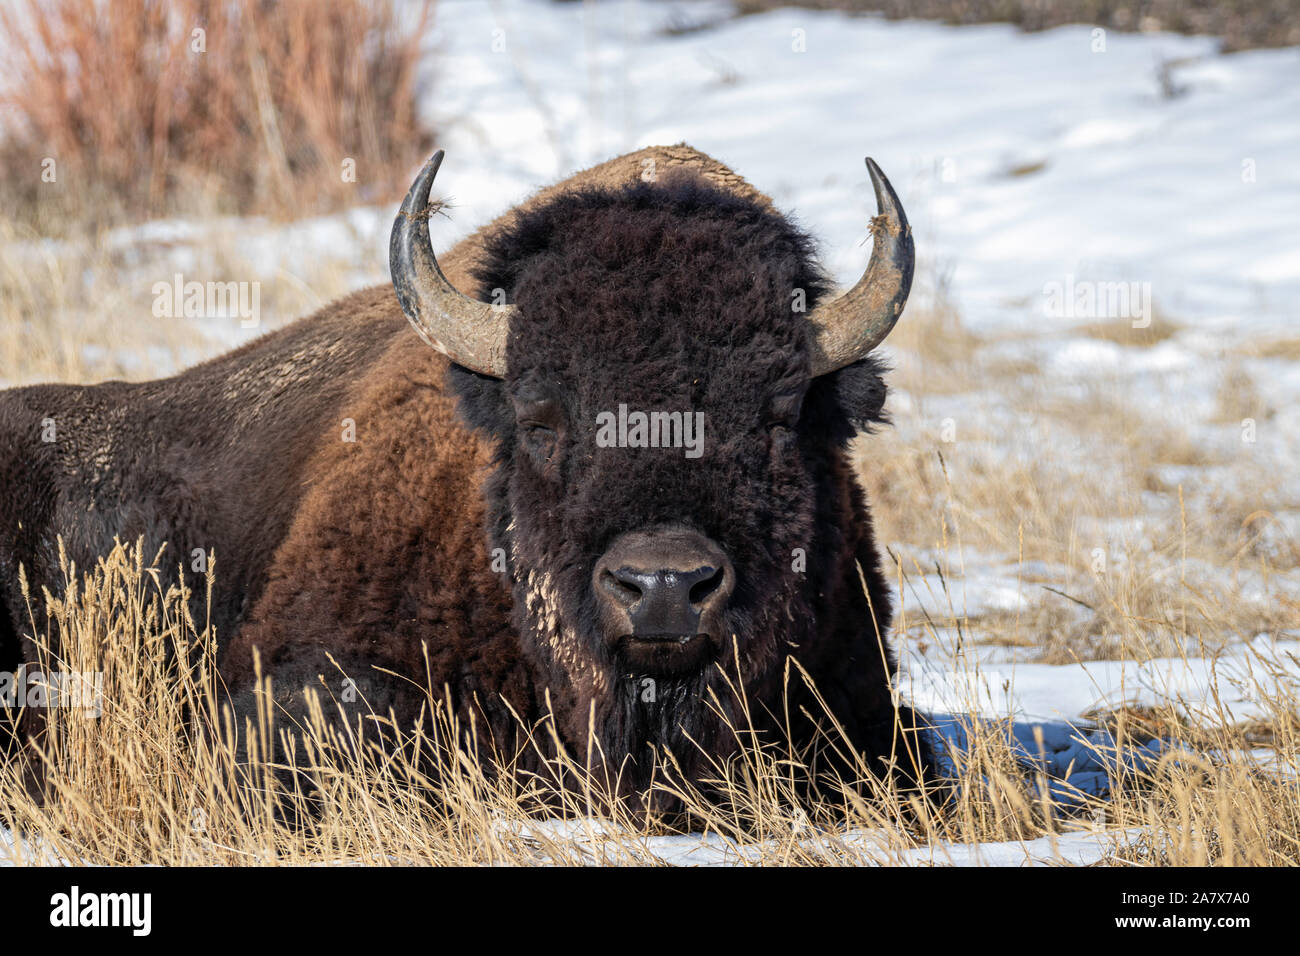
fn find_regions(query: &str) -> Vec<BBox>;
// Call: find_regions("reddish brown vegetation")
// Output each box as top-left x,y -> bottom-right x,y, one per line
0,0 -> 434,229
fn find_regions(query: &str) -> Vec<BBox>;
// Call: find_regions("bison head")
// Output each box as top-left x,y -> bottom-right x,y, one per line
390,151 -> 913,790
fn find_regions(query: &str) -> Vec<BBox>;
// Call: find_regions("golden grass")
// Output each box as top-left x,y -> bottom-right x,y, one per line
860,298 -> 1295,668
1239,336 -> 1300,361
731,0 -> 1300,53
0,215 -> 382,387
0,530 -> 1295,867
1075,313 -> 1181,348
0,223 -> 208,385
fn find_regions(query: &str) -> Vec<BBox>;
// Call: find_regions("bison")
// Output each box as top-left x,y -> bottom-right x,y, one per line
0,144 -> 932,813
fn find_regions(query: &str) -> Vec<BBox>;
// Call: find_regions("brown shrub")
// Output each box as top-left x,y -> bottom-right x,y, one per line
0,0 -> 435,231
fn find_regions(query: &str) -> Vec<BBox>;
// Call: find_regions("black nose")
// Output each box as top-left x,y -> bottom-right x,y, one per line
604,564 -> 725,635
594,529 -> 734,639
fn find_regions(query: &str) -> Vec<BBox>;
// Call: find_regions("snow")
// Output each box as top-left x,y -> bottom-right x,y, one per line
503,816 -> 1139,866
415,0 -> 1300,338
906,633 -> 1300,723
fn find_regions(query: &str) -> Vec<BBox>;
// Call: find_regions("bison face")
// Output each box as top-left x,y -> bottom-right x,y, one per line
449,175 -> 889,698
390,150 -> 912,769
507,371 -> 745,678
497,325 -> 812,686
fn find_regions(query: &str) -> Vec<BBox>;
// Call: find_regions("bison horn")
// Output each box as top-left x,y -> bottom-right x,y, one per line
390,149 -> 512,376
807,158 -> 914,375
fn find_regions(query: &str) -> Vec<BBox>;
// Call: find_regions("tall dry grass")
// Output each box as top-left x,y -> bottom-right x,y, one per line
0,0 -> 435,232
1,536 -> 1296,866
860,296 -> 1297,665
0,211 -> 387,387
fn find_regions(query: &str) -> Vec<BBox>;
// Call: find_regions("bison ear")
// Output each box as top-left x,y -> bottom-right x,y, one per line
447,364 -> 513,438
829,355 -> 890,435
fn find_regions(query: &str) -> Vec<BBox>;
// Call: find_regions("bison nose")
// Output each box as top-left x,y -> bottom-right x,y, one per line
594,529 -> 734,639
605,564 -> 724,635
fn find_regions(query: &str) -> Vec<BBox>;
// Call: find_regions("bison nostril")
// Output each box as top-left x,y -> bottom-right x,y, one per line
688,566 -> 725,609
601,569 -> 643,608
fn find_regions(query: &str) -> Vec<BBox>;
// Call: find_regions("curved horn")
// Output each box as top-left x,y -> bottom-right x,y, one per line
390,149 -> 511,376
808,158 -> 914,375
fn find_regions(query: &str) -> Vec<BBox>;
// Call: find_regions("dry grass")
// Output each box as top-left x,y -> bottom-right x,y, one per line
0,0 -> 434,233
1238,336 -> 1300,361
860,298 -> 1297,665
1076,313 -> 1181,348
0,213 -> 384,388
1213,360 -> 1271,425
0,0 -> 418,387
0,539 -> 929,865
732,0 -> 1300,53
0,222 -> 210,385
0,538 -> 1295,866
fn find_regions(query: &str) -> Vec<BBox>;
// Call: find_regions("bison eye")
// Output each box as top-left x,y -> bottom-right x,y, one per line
519,421 -> 560,464
765,392 -> 803,434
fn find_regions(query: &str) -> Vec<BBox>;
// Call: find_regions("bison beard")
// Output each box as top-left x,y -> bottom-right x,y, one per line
609,670 -> 720,794
0,145 -> 934,820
